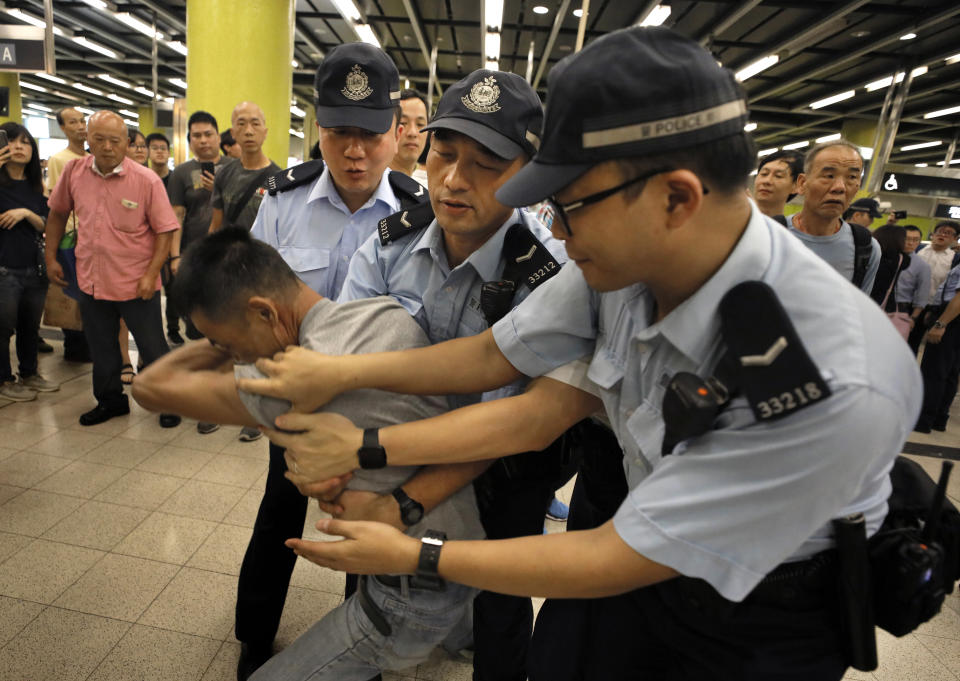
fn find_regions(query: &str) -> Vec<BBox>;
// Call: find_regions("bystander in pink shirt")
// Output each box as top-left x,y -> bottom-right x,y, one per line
48,155 -> 179,301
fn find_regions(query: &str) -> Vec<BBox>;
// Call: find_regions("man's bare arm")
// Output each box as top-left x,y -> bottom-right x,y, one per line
44,210 -> 69,287
132,341 -> 259,426
274,377 -> 602,481
238,329 -> 522,414
208,207 -> 223,234
289,519 -> 678,599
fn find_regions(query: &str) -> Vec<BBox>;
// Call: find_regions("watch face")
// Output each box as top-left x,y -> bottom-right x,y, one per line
406,505 -> 424,525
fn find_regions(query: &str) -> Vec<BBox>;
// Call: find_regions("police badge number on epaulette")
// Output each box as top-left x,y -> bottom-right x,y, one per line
378,201 -> 435,245
267,160 -> 325,196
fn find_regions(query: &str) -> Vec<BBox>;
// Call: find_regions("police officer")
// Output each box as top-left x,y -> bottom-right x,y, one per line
241,27 -> 922,681
237,43 -> 428,680
334,69 -> 568,681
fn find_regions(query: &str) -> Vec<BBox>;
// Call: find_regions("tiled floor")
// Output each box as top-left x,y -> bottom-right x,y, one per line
0,335 -> 958,681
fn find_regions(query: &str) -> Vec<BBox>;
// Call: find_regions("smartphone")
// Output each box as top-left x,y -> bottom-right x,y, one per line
893,210 -> 907,220
0,130 -> 8,149
200,161 -> 215,176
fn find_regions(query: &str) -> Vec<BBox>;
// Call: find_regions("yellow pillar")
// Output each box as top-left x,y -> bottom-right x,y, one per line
303,104 -> 318,160
186,0 -> 294,166
0,73 -> 22,124
137,105 -> 158,137
841,118 -> 880,202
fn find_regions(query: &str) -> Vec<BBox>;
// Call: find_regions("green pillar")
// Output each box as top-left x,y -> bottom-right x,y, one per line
842,119 -> 881,201
303,104 -> 317,159
186,0 -> 294,165
137,105 -> 157,137
0,73 -> 22,124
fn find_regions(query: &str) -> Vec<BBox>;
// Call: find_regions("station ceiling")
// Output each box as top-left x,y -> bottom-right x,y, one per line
3,0 -> 959,167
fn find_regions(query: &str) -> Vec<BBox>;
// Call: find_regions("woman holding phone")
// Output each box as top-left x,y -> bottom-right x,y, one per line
0,122 -> 59,400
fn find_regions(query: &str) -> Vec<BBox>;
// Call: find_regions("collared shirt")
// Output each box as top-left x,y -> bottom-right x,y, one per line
47,155 -> 179,301
785,215 -> 881,293
934,264 -> 960,306
46,147 -> 87,234
339,208 -> 567,408
251,167 -> 399,299
894,253 -> 931,308
915,246 -> 957,299
492,206 -> 921,602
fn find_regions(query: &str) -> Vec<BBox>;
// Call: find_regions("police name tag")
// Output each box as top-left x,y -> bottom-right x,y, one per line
718,281 -> 831,422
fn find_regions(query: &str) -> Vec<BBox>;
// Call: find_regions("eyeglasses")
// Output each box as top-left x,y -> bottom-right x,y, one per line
547,167 -> 707,236
131,144 -> 147,151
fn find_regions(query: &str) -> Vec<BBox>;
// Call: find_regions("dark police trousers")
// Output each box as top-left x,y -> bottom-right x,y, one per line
917,317 -> 960,430
235,442 -> 308,646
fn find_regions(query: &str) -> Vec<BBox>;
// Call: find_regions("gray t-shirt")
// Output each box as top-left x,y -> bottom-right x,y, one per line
236,296 -> 484,541
786,216 -> 881,293
168,156 -> 235,247
212,159 -> 281,230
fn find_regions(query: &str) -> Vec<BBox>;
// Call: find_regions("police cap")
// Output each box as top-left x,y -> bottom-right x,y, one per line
422,69 -> 543,161
313,43 -> 400,134
497,26 -> 749,207
849,197 -> 883,219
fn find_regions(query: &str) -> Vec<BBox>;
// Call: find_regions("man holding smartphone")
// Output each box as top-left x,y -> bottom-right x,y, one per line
167,111 -> 233,345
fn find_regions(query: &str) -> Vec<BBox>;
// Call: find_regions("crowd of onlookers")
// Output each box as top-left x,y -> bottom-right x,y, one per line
751,147 -> 960,434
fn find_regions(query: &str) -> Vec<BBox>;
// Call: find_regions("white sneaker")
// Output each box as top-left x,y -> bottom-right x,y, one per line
20,374 -> 59,392
0,380 -> 37,402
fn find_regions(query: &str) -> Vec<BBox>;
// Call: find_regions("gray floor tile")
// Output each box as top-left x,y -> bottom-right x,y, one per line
221,487 -> 263,528
0,418 -> 58,450
113,511 -> 217,565
33,460 -> 127,498
0,607 -> 130,681
53,553 -> 180,621
82,436 -> 163,469
26,429 -> 111,460
41,499 -> 150,551
0,489 -> 85,536
138,567 -> 236,639
0,485 -> 22,506
199,641 -> 241,681
93,469 -> 185,509
136,444 -> 218,478
169,425 -> 240,454
0,451 -> 71,488
0,538 -> 103,603
119,416 -> 188,444
186,523 -> 251,575
193,454 -> 268,489
87,624 -> 222,681
0,596 -> 43,646
0,532 -> 32,566
873,629 -> 955,681
159,479 -> 246,523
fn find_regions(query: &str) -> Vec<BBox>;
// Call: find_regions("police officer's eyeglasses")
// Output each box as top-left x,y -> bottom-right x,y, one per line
547,167 -> 708,236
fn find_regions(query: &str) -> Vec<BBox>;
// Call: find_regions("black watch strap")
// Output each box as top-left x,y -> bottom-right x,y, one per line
413,529 -> 446,590
357,428 -> 387,469
392,487 -> 425,527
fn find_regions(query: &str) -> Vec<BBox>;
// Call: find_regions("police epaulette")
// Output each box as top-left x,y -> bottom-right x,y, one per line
266,159 -> 325,196
502,224 -> 562,291
378,202 -> 436,246
387,170 -> 429,207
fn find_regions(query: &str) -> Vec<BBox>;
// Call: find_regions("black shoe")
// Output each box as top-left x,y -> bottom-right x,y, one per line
237,642 -> 272,681
932,422 -> 948,432
914,422 -> 932,434
159,413 -> 181,428
37,338 -> 54,353
80,399 -> 130,426
168,330 -> 185,346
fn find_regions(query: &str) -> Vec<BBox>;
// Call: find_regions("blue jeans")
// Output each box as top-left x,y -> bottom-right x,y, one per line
0,266 -> 47,382
250,575 -> 477,680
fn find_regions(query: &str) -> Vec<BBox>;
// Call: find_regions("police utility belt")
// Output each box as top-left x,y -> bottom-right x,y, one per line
663,281 -> 959,673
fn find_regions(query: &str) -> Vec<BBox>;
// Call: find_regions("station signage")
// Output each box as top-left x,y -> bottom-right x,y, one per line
0,26 -> 48,73
881,172 -> 960,200
934,203 -> 960,220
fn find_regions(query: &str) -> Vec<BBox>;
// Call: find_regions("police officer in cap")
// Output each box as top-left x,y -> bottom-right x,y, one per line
238,26 -> 923,681
333,68 -> 568,681
237,42 -> 428,680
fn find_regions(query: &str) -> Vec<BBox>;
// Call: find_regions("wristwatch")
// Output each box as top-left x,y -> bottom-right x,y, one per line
392,487 -> 425,527
413,529 -> 446,590
933,320 -> 947,329
357,428 -> 387,469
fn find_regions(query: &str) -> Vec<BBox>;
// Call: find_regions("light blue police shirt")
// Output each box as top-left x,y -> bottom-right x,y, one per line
251,166 -> 400,299
894,254 -> 931,308
933,264 -> 960,306
339,208 -> 566,408
785,215 -> 881,294
492,205 -> 922,602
